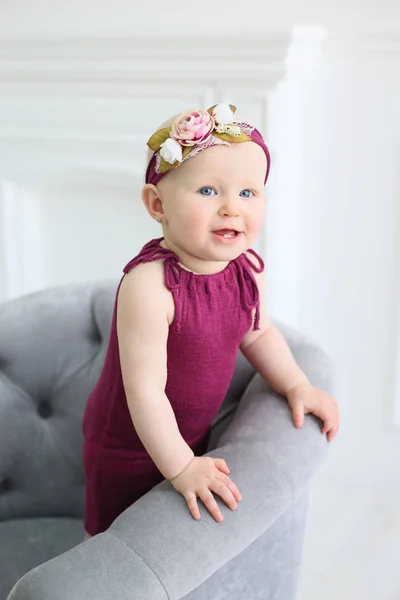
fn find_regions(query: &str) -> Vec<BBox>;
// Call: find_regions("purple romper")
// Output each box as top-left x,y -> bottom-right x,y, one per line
83,238 -> 263,535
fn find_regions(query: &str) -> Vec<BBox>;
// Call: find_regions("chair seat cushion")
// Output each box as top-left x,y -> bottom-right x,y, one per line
0,517 -> 84,600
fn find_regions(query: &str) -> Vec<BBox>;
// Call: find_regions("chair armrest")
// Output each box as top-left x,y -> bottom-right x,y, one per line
8,324 -> 333,600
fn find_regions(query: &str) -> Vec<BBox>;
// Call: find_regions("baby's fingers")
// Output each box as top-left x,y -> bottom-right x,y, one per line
200,490 -> 224,522
209,480 -> 238,512
217,473 -> 242,502
321,418 -> 331,435
213,458 -> 230,474
322,417 -> 339,441
290,399 -> 305,428
325,422 -> 339,442
183,491 -> 201,521
327,429 -> 336,442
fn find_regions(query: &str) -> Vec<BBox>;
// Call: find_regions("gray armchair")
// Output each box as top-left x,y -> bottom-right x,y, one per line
0,282 -> 333,600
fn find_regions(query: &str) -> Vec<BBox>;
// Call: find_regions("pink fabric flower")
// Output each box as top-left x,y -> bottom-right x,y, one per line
171,110 -> 215,147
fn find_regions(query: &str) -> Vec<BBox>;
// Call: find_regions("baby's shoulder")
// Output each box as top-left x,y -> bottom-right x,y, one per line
123,258 -> 165,286
119,259 -> 174,322
120,260 -> 170,302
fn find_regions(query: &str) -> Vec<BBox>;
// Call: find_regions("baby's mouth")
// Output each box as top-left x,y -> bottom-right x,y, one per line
213,229 -> 240,239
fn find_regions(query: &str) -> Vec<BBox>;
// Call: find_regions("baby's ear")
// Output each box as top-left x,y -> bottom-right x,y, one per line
142,184 -> 164,221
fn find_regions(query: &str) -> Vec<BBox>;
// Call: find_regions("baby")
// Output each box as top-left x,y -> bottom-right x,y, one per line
82,103 -> 339,538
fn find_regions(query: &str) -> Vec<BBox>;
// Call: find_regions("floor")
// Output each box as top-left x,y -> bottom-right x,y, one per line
298,473 -> 400,600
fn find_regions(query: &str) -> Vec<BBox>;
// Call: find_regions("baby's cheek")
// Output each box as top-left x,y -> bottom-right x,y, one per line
184,206 -> 209,230
247,211 -> 264,235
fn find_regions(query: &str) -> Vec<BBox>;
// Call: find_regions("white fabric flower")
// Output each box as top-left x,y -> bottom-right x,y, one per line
215,123 -> 241,136
213,103 -> 234,125
159,138 -> 183,164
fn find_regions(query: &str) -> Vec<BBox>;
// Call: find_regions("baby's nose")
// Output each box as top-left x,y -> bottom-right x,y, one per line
218,197 -> 240,217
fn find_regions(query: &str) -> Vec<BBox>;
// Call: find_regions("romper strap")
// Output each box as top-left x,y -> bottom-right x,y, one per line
243,248 -> 265,273
123,238 -> 177,274
235,249 -> 265,331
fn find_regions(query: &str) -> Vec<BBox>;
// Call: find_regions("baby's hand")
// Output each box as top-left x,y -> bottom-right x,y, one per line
170,456 -> 242,522
287,382 -> 340,442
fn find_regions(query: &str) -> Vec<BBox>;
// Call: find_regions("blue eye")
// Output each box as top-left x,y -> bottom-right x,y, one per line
199,187 -> 216,196
239,189 -> 253,198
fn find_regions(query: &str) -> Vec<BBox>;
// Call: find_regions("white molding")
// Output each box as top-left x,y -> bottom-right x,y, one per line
0,35 -> 291,89
0,129 -> 147,142
323,28 -> 400,55
0,35 -> 291,60
0,28 -> 398,82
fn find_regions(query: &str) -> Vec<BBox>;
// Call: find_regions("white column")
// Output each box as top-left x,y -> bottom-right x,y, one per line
265,26 -> 325,328
395,181 -> 400,429
0,181 -> 44,301
394,301 -> 400,428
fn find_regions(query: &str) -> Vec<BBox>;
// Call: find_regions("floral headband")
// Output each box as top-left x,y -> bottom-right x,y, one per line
145,103 -> 271,186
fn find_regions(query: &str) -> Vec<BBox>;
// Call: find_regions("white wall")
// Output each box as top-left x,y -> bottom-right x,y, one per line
1,2 -> 400,598
300,46 -> 400,480
0,0 -> 399,35
0,34 -> 285,300
276,40 -> 400,600
268,39 -> 400,484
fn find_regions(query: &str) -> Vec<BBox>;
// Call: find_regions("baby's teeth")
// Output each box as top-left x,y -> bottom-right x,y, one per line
223,232 -> 234,238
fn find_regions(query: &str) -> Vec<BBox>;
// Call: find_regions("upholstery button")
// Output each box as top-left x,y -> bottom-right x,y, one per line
0,478 -> 12,493
38,401 -> 53,419
90,324 -> 102,345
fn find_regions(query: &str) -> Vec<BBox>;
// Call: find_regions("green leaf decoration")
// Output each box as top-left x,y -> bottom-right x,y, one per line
229,104 -> 237,113
147,127 -> 172,152
158,157 -> 177,174
213,130 -> 252,143
182,146 -> 192,159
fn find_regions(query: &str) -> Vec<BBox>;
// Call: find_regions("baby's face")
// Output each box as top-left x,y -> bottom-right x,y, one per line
157,142 -> 267,264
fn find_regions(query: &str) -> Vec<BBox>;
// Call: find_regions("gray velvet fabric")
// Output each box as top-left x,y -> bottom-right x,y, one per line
183,494 -> 308,600
0,282 -> 116,523
0,282 -> 333,600
0,518 -> 84,599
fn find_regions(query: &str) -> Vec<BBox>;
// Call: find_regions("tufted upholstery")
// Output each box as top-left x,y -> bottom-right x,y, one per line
0,282 -> 117,522
0,282 -> 333,600
0,281 -> 259,599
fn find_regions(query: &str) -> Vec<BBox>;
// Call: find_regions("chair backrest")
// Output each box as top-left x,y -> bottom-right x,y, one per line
0,280 -> 257,522
0,281 -> 117,520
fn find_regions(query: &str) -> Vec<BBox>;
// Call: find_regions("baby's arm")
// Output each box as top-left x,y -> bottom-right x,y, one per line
240,268 -> 340,441
117,261 -> 241,520
117,262 -> 194,480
